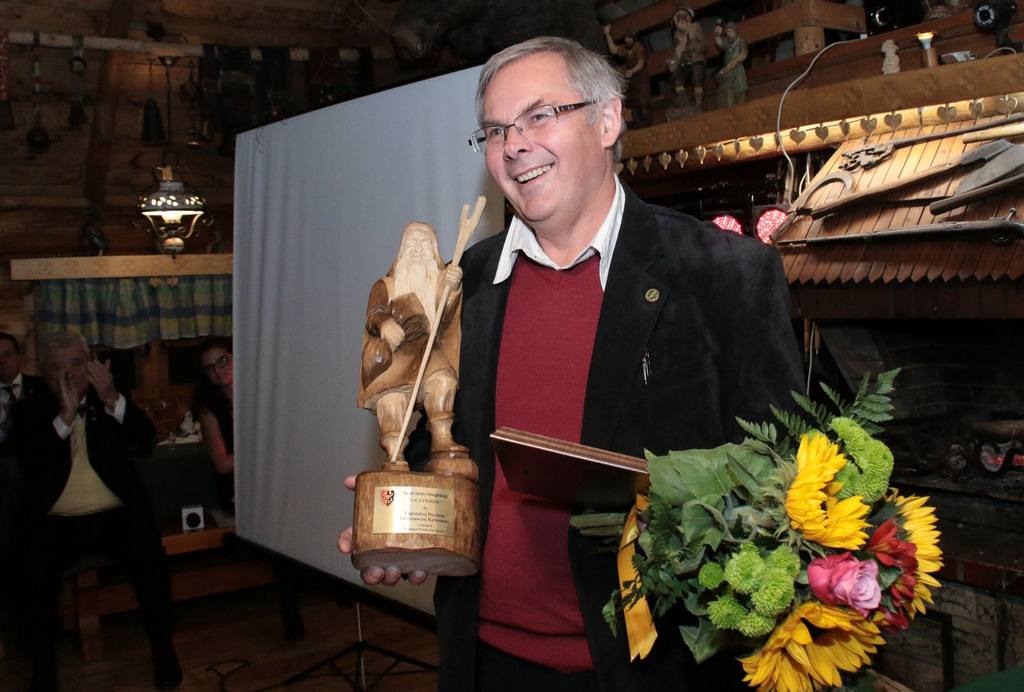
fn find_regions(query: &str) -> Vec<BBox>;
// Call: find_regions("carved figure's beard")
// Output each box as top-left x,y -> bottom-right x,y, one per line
394,256 -> 440,323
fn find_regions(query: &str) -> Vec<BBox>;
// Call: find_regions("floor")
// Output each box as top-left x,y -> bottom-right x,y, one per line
0,576 -> 439,691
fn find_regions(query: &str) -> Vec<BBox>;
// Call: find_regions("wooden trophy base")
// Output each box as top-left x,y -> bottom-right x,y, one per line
352,467 -> 480,577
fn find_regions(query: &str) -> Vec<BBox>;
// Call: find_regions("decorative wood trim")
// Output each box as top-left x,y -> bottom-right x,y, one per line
10,255 -> 233,280
622,54 -> 1024,160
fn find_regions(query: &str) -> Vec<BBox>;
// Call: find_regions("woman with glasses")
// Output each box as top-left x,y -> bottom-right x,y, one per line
192,338 -> 234,511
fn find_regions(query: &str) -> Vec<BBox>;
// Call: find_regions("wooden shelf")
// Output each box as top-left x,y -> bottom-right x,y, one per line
10,254 -> 232,280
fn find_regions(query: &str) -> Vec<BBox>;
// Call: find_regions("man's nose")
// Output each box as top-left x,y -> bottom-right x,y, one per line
502,125 -> 531,157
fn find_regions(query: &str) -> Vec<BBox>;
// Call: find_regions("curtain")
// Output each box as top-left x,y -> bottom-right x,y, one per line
37,275 -> 232,348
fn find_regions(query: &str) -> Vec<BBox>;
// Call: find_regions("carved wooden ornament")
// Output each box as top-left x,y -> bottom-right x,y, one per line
883,112 -> 902,129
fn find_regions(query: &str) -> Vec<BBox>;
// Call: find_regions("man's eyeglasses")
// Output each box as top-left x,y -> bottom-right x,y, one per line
202,353 -> 232,376
468,101 -> 594,153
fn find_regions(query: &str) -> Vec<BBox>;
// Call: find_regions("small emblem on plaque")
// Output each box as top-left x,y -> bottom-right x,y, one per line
379,488 -> 395,506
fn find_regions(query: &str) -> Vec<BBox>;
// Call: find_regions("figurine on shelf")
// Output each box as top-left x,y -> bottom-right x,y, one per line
665,6 -> 706,120
713,20 -> 748,109
881,39 -> 901,75
604,24 -> 649,126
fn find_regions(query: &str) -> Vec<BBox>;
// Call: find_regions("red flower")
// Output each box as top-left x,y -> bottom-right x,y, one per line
889,570 -> 917,610
867,519 -> 918,573
876,607 -> 911,633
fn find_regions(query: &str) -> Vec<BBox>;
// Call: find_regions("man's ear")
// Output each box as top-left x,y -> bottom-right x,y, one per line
598,98 -> 623,149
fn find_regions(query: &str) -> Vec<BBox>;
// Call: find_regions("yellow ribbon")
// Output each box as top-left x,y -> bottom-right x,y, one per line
617,493 -> 657,660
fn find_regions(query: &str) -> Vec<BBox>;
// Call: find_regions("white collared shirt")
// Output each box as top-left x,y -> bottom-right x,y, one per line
492,177 -> 626,289
1,372 -> 23,402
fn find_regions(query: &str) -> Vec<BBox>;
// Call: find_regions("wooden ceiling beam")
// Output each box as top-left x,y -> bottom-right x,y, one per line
83,0 -> 136,211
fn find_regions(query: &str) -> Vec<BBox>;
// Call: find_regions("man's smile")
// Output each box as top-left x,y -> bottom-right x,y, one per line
514,164 -> 553,184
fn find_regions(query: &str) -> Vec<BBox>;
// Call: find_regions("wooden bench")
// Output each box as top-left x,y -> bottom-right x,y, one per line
62,518 -> 276,661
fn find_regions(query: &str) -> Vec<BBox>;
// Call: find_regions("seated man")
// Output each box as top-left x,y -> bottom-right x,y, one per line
0,332 -> 47,654
14,332 -> 181,691
0,331 -> 46,457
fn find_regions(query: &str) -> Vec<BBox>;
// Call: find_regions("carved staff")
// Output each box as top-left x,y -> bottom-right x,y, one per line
389,196 -> 486,465
840,113 -> 1024,171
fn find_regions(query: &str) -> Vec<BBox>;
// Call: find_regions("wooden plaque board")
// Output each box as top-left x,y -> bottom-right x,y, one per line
491,427 -> 649,511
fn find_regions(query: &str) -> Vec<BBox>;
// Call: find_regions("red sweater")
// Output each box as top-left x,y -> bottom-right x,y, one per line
478,254 -> 604,672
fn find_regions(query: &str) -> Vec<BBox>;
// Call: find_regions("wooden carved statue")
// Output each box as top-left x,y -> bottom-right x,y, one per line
351,199 -> 485,577
713,20 -> 748,109
604,24 -> 649,126
881,40 -> 901,75
666,6 -> 706,119
359,221 -> 465,469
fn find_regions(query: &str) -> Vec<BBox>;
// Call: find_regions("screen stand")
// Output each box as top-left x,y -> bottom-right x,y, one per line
278,602 -> 437,690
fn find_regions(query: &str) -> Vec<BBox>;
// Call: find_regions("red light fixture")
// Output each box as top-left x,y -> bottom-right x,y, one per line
710,214 -> 744,235
754,206 -> 789,243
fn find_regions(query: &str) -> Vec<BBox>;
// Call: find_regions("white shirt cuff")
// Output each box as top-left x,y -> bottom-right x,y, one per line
53,415 -> 72,440
106,394 -> 126,423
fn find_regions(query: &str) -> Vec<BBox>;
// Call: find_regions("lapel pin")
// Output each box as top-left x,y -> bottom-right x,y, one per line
644,288 -> 660,303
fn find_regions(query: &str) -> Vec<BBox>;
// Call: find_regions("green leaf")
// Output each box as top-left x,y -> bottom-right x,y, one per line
648,448 -> 737,505
876,565 -> 903,590
602,591 -> 620,637
569,512 -> 627,530
820,382 -> 847,412
680,619 -> 731,663
726,445 -> 775,496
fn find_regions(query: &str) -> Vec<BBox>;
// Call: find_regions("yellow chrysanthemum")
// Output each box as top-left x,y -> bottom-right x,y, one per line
740,602 -> 886,692
785,434 -> 870,549
895,493 -> 943,615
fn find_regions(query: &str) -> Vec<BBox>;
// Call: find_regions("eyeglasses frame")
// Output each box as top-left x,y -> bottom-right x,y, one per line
468,101 -> 596,152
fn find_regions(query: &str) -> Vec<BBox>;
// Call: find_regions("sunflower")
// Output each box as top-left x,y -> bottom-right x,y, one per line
785,434 -> 870,550
740,602 -> 885,692
894,493 -> 943,615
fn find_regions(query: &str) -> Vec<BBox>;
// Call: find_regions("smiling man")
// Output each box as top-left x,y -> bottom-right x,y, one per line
340,36 -> 803,692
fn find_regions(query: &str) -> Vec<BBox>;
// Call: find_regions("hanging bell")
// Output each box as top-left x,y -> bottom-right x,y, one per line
141,97 -> 165,145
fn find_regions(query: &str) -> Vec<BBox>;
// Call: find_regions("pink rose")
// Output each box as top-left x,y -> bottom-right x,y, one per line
808,552 -> 882,616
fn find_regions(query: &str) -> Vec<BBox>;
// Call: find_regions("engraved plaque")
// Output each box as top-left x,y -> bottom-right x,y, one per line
371,485 -> 455,536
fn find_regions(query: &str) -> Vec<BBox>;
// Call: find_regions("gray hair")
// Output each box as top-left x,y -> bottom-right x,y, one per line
40,332 -> 88,366
475,36 -> 627,160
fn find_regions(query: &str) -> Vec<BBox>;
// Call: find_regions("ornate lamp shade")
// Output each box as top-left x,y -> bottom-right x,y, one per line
136,166 -> 209,254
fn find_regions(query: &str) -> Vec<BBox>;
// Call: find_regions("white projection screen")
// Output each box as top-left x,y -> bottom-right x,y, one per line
232,66 -> 503,613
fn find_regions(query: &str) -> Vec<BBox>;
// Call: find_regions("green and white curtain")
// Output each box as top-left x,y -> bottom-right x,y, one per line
37,275 -> 232,348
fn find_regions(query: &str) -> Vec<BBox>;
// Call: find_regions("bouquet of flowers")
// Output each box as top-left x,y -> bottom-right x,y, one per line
595,370 -> 942,691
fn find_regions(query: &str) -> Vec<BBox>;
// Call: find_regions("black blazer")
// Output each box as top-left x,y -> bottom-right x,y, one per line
435,187 -> 804,691
14,386 -> 157,523
0,373 -> 46,458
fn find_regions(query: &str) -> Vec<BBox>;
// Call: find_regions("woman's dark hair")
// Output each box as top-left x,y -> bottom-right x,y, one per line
191,337 -> 233,417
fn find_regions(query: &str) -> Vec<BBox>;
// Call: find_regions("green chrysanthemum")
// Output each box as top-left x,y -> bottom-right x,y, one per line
764,546 -> 801,578
737,610 -> 777,638
750,569 -> 796,617
831,417 -> 894,503
698,562 -> 725,590
724,544 -> 765,595
707,594 -> 747,630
